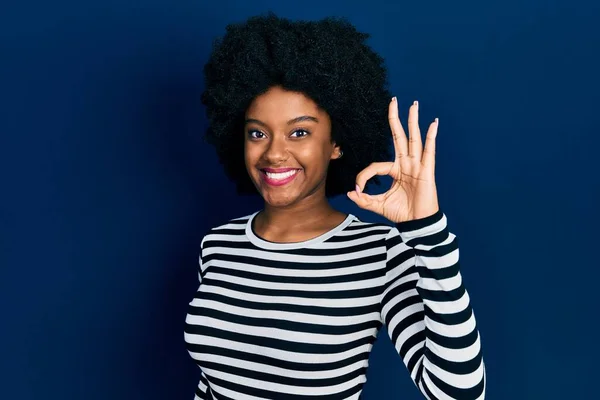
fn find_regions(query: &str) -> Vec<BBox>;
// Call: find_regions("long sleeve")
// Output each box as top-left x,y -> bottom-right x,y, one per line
191,241 -> 210,400
193,371 -> 210,400
380,209 -> 485,400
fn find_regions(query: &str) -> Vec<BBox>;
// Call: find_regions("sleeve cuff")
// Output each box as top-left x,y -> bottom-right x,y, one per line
394,208 -> 445,237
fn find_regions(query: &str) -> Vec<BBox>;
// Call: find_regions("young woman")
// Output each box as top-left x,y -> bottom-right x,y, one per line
185,13 -> 486,400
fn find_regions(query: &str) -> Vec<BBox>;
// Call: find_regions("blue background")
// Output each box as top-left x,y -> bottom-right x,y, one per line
1,0 -> 599,399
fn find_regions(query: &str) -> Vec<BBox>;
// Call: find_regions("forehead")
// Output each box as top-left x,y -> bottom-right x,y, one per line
246,86 -> 323,120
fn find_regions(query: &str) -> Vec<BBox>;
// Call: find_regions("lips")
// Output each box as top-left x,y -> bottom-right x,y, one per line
259,168 -> 301,186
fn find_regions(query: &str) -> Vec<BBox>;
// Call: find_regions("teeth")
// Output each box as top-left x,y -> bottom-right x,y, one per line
265,170 -> 298,180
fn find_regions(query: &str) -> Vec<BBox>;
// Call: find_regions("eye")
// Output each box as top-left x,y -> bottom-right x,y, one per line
291,129 -> 309,138
248,130 -> 266,139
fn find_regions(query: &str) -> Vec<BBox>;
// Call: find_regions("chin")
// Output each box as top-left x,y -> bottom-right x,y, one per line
260,190 -> 301,208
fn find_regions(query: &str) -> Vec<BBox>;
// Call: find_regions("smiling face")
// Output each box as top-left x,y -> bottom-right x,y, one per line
244,85 -> 341,208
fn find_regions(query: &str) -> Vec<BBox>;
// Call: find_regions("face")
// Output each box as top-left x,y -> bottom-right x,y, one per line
244,85 -> 341,208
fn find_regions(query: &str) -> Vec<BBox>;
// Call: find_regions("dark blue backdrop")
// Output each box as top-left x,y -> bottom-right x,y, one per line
1,1 -> 598,399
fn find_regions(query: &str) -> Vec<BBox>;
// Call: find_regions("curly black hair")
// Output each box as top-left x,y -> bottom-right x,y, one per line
201,12 -> 393,197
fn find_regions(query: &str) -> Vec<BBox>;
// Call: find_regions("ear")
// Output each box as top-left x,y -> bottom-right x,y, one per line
330,142 -> 342,160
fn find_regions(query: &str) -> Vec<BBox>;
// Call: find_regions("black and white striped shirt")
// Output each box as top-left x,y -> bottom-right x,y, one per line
184,209 -> 485,399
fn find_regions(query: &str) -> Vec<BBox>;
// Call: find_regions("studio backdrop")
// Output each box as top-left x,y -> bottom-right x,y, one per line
1,0 -> 598,399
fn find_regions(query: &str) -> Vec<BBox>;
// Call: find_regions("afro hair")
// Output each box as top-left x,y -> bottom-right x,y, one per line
201,12 -> 393,197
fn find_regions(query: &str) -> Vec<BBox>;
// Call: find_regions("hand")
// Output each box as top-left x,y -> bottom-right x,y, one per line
347,98 -> 440,224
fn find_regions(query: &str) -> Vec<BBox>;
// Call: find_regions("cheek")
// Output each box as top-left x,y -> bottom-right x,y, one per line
299,141 -> 330,162
244,145 -> 258,169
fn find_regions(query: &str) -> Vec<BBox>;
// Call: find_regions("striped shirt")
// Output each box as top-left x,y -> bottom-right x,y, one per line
184,209 -> 485,399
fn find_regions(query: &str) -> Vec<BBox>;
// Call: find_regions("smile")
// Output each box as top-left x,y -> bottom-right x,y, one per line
260,169 -> 300,186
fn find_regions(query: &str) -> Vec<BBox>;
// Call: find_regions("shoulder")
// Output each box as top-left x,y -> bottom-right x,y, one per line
209,212 -> 254,232
345,214 -> 443,246
199,211 -> 256,248
345,215 -> 397,241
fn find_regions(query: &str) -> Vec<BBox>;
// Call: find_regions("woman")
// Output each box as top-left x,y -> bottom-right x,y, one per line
184,13 -> 486,400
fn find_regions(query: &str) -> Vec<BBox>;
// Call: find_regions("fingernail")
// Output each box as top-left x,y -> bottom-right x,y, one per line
355,184 -> 361,194
414,100 -> 418,106
392,96 -> 396,102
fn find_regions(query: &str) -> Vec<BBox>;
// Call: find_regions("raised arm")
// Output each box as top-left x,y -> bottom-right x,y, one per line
381,209 -> 485,400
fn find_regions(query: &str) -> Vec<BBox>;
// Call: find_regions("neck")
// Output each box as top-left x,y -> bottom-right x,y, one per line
258,193 -> 337,231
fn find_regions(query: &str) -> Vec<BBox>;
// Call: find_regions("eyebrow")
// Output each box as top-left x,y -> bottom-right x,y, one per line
244,115 -> 319,127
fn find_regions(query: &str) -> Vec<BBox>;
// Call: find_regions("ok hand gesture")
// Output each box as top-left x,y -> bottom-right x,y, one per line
347,98 -> 440,223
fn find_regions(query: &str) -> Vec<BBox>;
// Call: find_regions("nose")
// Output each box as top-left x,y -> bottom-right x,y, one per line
263,135 -> 288,164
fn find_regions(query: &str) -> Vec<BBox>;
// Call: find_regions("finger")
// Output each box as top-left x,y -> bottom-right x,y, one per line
408,101 -> 423,159
422,118 -> 438,170
355,161 -> 394,192
346,188 -> 378,212
388,97 -> 408,160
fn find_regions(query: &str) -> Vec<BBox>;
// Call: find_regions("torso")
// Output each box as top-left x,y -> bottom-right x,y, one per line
184,211 -> 399,399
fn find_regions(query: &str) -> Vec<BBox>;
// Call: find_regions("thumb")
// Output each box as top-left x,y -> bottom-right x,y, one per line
346,187 -> 375,211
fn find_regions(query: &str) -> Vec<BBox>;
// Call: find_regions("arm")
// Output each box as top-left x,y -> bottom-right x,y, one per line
189,239 -> 210,400
193,371 -> 210,400
381,209 -> 485,400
